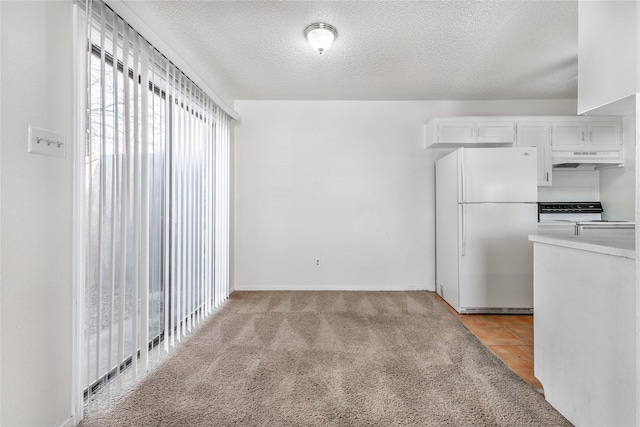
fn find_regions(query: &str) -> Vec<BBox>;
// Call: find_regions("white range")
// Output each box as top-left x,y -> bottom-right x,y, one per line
537,202 -> 635,237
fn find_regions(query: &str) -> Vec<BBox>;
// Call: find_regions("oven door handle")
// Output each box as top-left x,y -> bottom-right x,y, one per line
577,224 -> 635,235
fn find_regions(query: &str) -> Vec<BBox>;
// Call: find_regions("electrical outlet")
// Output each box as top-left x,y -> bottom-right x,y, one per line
314,258 -> 320,268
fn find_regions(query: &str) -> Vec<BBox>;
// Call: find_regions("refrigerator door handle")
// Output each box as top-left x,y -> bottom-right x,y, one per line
461,204 -> 466,256
460,148 -> 466,202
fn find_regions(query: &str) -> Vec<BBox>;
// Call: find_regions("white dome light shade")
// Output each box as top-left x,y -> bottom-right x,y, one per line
305,23 -> 337,54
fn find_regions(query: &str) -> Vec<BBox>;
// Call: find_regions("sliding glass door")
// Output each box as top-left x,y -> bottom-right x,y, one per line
86,33 -> 168,395
83,1 -> 228,401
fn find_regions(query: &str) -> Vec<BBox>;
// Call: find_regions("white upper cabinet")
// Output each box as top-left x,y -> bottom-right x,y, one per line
426,115 -> 625,183
475,122 -> 515,144
550,117 -> 624,168
578,1 -> 638,114
516,122 -> 552,186
436,121 -> 476,144
587,121 -> 622,151
425,118 -> 515,148
551,119 -> 622,153
551,122 -> 586,151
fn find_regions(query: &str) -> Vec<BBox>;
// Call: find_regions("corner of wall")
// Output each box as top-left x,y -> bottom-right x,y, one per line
1,1 -> 75,425
599,113 -> 636,220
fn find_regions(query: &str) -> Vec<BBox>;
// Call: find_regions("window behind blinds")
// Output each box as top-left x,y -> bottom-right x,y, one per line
82,0 -> 232,402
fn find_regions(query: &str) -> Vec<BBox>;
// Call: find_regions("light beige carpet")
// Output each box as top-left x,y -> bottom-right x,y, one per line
81,291 -> 571,426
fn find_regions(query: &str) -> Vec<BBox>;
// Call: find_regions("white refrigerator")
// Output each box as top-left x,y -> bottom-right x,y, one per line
435,147 -> 538,313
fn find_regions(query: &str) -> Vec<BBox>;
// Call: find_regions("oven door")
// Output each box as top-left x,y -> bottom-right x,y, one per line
576,222 -> 635,237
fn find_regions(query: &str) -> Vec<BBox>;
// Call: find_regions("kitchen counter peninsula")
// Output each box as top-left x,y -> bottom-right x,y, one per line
528,233 -> 636,426
529,233 -> 635,259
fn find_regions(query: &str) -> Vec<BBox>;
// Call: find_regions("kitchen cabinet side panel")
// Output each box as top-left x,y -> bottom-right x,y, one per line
533,243 -> 636,426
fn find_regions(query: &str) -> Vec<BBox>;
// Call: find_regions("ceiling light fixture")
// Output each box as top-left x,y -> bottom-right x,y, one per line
304,22 -> 337,55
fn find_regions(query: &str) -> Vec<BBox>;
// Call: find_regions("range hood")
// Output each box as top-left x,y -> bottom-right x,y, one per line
552,151 -> 624,169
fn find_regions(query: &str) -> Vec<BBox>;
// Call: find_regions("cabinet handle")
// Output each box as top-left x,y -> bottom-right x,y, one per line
589,131 -> 592,141
620,126 -> 623,145
581,131 -> 584,141
546,172 -> 549,182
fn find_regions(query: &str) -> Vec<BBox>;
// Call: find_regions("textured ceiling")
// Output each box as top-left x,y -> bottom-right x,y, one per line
140,0 -> 578,101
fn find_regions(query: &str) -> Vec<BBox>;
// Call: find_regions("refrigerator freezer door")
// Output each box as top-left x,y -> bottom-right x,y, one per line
458,203 -> 537,310
460,147 -> 537,203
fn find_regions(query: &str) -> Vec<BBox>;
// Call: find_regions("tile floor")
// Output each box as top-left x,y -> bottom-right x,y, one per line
436,295 -> 543,394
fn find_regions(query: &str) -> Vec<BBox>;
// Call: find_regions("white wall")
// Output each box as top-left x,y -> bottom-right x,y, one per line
577,1 -> 638,114
1,2 -> 74,426
600,113 -> 637,220
538,170 -> 600,202
635,94 -> 640,427
233,100 -> 577,292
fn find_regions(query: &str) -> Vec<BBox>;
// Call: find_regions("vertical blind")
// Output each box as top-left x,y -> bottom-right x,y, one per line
84,0 -> 231,399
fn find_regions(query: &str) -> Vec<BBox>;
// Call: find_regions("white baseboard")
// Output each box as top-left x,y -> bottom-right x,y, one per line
233,284 -> 431,292
59,415 -> 75,427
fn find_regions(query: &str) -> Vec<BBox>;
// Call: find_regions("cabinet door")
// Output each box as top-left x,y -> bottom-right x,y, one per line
587,121 -> 621,151
476,122 -> 515,144
437,122 -> 475,143
552,122 -> 586,151
517,122 -> 552,186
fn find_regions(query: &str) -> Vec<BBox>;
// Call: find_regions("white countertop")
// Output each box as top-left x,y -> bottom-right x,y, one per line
529,234 -> 635,259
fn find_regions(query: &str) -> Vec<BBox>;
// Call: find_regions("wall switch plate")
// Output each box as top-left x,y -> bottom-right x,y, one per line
314,258 -> 320,268
28,125 -> 66,158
